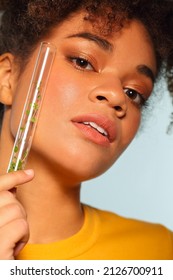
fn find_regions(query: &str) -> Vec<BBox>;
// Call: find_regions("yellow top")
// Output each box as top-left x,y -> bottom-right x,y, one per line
17,205 -> 173,260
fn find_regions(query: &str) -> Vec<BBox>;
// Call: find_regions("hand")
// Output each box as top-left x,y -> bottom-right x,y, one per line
0,169 -> 34,259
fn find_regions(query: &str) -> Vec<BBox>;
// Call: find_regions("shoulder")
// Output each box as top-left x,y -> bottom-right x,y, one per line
84,205 -> 173,259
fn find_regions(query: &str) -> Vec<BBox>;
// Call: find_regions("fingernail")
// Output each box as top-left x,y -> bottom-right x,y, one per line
24,169 -> 34,176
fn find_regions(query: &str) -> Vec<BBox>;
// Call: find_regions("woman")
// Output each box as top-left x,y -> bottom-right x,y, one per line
0,0 -> 173,260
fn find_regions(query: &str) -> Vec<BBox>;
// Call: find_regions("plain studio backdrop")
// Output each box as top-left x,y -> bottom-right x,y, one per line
81,78 -> 173,231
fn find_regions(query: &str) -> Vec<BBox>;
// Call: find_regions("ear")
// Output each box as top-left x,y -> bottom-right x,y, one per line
0,53 -> 16,105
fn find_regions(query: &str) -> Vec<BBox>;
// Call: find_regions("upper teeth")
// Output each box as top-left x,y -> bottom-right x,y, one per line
83,122 -> 108,136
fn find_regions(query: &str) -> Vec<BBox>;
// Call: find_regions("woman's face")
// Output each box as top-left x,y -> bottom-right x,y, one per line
10,12 -> 156,181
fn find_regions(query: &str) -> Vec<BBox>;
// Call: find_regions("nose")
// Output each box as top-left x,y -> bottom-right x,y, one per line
88,77 -> 127,118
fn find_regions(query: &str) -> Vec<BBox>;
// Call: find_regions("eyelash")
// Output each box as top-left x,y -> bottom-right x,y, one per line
67,56 -> 95,71
68,56 -> 148,108
123,88 -> 147,107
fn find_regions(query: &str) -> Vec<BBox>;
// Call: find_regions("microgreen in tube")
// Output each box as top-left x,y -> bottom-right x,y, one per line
7,42 -> 56,172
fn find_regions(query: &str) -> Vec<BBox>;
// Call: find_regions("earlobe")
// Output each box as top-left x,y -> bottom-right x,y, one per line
0,53 -> 15,105
0,84 -> 12,105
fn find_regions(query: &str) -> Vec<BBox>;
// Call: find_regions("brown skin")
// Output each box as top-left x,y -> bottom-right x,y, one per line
0,12 -> 156,259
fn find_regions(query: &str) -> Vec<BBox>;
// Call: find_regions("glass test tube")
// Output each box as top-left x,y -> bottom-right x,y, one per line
7,42 -> 56,172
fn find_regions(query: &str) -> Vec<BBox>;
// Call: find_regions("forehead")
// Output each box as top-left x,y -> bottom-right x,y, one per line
51,10 -> 154,49
48,11 -> 156,73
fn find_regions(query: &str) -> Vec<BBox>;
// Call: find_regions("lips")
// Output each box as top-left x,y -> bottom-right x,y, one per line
83,121 -> 108,137
72,113 -> 117,146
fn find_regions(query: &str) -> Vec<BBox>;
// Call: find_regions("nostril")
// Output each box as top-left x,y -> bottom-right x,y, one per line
114,105 -> 122,112
97,95 -> 107,101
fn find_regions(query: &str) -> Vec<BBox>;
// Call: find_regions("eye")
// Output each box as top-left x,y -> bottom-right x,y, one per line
68,56 -> 95,71
124,88 -> 146,107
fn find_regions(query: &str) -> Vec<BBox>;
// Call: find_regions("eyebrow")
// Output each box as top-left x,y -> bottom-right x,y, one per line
137,65 -> 155,84
66,32 -> 155,83
66,32 -> 113,52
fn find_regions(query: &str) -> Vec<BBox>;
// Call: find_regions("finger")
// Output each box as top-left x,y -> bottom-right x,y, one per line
0,202 -> 27,227
0,169 -> 34,192
0,190 -> 16,207
0,218 -> 29,260
0,189 -> 26,207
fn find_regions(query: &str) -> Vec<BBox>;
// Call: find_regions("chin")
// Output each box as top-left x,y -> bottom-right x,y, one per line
30,133 -> 120,180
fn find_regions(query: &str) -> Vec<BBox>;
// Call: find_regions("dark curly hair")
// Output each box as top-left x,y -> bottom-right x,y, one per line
0,0 -> 173,129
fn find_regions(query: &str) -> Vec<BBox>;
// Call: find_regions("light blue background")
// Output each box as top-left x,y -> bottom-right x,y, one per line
81,79 -> 173,231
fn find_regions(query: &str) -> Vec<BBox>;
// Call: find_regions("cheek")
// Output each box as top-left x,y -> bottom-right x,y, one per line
122,109 -> 141,148
9,64 -> 82,138
29,71 -> 84,145
39,70 -> 84,119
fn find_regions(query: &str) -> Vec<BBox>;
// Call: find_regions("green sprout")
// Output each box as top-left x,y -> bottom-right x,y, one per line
33,103 -> 39,110
30,117 -> 36,123
14,146 -> 19,153
26,109 -> 30,116
20,126 -> 25,131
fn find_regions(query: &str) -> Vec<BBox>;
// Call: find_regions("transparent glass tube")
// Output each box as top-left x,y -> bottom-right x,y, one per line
7,42 -> 56,172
